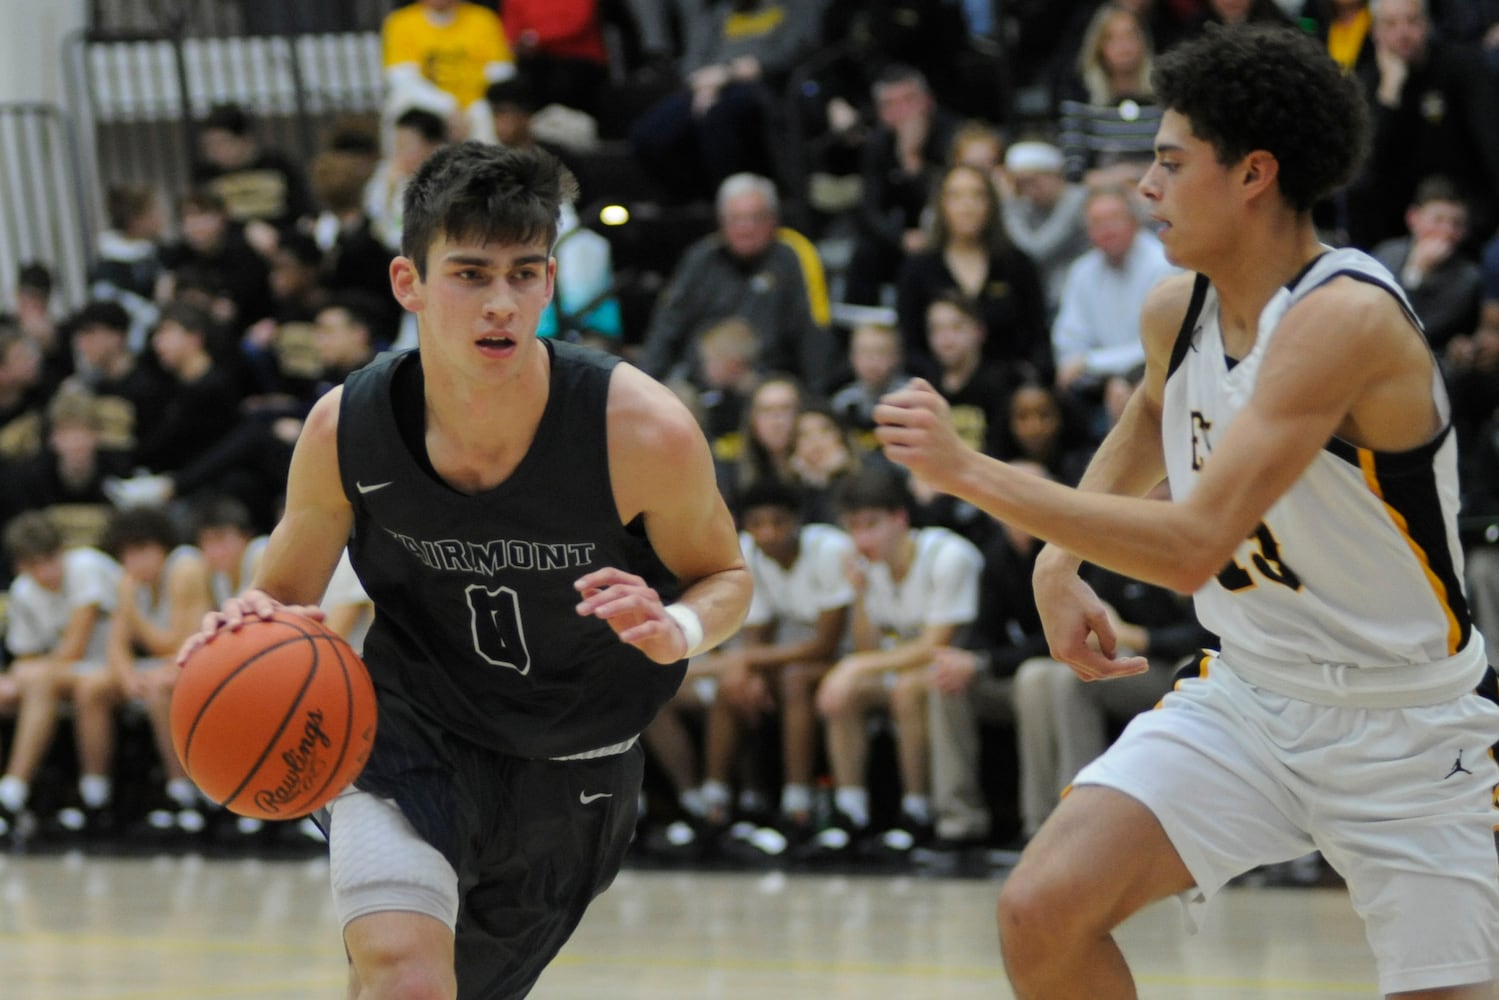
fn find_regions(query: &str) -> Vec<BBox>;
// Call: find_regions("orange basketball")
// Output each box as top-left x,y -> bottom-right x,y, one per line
171,611 -> 378,821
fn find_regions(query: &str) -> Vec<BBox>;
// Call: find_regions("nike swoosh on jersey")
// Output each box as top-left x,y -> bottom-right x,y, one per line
356,481 -> 392,495
579,791 -> 614,804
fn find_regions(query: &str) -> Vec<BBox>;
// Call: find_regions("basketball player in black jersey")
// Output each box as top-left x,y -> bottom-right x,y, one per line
875,24 -> 1499,1000
182,142 -> 751,999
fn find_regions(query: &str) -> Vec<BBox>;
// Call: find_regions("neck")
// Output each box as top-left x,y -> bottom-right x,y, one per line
942,355 -> 978,389
423,342 -> 551,454
1205,215 -> 1326,344
885,531 -> 916,580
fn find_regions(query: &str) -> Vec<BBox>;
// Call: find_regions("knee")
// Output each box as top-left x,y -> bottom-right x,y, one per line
353,962 -> 454,1000
890,674 -> 928,721
996,872 -> 1068,978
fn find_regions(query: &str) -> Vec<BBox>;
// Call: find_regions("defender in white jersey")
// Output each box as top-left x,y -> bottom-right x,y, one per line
874,24 -> 1499,999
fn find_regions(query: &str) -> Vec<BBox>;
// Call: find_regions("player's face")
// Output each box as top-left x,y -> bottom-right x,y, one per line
395,231 -> 555,380
1138,109 -> 1241,269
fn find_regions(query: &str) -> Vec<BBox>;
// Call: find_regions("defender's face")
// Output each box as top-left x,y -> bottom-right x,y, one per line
394,232 -> 555,380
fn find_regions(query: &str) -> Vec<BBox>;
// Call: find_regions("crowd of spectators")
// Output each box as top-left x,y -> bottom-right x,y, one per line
0,0 -> 1496,870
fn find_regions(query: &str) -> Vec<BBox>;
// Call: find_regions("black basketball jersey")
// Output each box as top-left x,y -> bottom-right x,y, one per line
337,341 -> 686,758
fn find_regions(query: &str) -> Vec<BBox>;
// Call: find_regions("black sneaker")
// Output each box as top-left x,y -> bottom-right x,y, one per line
857,814 -> 934,867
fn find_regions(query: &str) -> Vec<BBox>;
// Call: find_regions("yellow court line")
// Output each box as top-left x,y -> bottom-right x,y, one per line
0,931 -> 331,957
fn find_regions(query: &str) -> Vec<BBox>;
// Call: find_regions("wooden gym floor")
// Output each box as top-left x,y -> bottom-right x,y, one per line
0,850 -> 1383,999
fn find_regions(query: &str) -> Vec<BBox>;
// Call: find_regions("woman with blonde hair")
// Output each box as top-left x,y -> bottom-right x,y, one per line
1057,3 -> 1162,188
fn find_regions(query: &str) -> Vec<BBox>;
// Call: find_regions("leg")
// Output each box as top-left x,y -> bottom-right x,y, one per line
997,785 -> 1195,999
778,660 -> 827,789
4,659 -> 71,783
928,673 -> 1008,842
1045,661 -> 1110,789
1465,545 -> 1499,652
1011,657 -> 1060,837
329,791 -> 459,1000
344,911 -> 457,1000
72,669 -> 121,781
140,665 -> 190,781
641,683 -> 706,801
888,670 -> 930,800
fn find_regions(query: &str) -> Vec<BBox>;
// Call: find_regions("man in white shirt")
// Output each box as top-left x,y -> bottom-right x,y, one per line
1050,186 -> 1178,394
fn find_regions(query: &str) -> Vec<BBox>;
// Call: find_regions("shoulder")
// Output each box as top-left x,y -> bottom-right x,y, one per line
606,363 -> 707,456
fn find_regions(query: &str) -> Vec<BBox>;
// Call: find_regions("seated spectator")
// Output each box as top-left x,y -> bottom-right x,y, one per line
308,150 -> 398,343
1057,4 -> 1163,189
948,120 -> 1007,186
501,0 -> 609,116
694,478 -> 855,839
1348,0 -> 1499,249
1182,0 -> 1294,34
830,318 -> 908,445
1,387 -> 129,550
789,403 -> 870,525
999,141 -> 1090,319
719,374 -> 802,513
896,163 -> 1050,380
1051,186 -> 1177,405
381,0 -> 515,140
65,300 -> 169,461
992,377 -> 1095,487
639,174 -> 834,392
924,461 -> 1050,855
365,107 -> 449,253
13,262 -> 71,398
810,464 -> 984,863
1444,232 -> 1499,447
678,316 -> 760,459
90,182 -> 167,345
629,0 -> 823,200
0,322 -> 47,465
1303,0 -> 1375,75
193,496 -> 269,605
160,188 -> 274,332
0,511 -> 122,842
923,292 -> 1015,458
191,102 -> 314,234
98,506 -> 213,838
844,65 -> 961,307
129,303 -> 247,500
1371,175 -> 1483,353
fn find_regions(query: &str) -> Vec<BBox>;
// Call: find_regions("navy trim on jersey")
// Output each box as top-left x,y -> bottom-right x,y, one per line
1166,273 -> 1211,380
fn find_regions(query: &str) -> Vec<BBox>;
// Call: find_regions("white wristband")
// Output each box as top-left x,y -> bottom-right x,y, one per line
664,602 -> 706,659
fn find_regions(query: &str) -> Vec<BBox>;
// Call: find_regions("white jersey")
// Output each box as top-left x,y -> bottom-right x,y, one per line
1162,248 -> 1484,707
741,523 -> 856,645
5,546 -> 123,660
861,526 -> 983,644
210,534 -> 269,606
132,545 -> 203,632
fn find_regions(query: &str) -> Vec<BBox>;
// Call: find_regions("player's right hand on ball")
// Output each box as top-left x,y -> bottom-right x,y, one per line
176,590 -> 324,666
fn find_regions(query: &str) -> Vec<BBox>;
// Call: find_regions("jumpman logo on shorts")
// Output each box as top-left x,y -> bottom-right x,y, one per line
1444,750 -> 1474,780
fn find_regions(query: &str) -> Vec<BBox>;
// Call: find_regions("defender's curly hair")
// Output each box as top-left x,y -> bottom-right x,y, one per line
401,140 -> 579,276
1152,24 -> 1369,213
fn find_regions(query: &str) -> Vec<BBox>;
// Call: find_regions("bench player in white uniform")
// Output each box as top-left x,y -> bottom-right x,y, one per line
874,24 -> 1499,999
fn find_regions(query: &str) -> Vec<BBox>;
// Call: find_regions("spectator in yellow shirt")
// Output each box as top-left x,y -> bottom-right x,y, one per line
382,0 -> 515,138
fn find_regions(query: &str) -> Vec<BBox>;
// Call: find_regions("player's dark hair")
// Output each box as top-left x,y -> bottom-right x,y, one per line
1152,24 -> 1368,212
834,463 -> 914,518
102,506 -> 180,558
401,141 -> 578,277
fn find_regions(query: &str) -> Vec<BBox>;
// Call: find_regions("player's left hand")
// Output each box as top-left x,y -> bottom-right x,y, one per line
874,379 -> 971,494
575,567 -> 685,664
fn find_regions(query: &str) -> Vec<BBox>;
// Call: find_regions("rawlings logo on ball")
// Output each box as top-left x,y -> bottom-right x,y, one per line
253,709 -> 334,814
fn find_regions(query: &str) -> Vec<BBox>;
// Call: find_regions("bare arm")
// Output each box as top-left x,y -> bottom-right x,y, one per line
575,364 -> 752,664
132,554 -> 212,658
741,605 -> 849,672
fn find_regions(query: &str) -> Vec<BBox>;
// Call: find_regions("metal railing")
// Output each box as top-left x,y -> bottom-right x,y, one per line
0,104 -> 94,315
